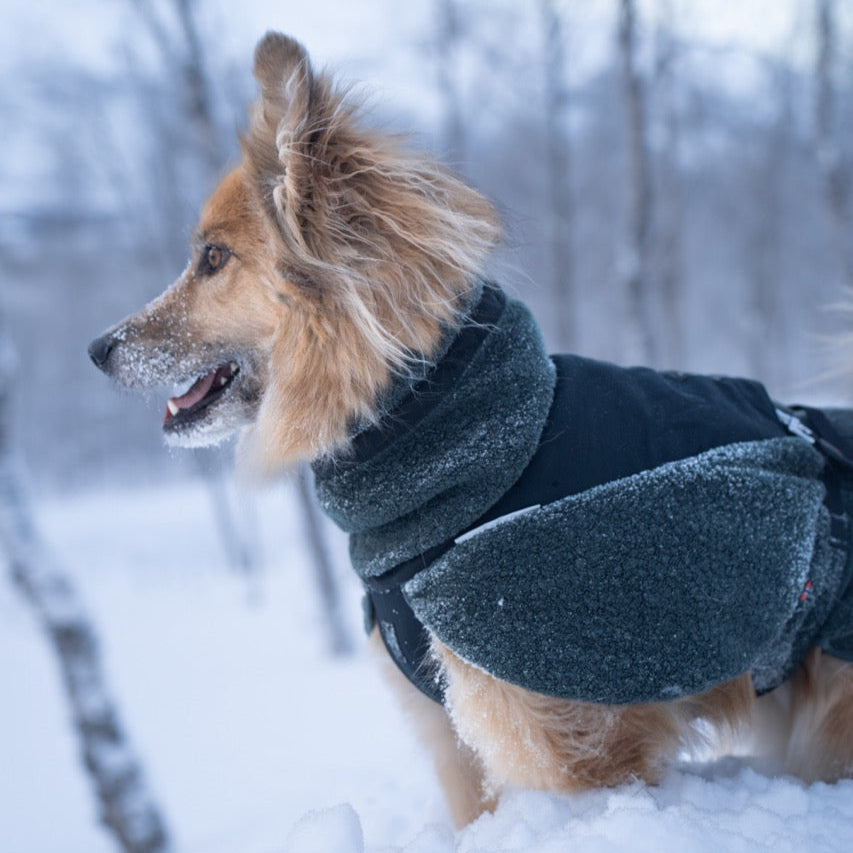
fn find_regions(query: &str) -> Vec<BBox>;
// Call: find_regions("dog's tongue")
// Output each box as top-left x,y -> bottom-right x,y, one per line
165,369 -> 217,419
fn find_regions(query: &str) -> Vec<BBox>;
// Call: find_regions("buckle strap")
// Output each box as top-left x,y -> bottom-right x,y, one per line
777,405 -> 852,546
777,406 -> 853,473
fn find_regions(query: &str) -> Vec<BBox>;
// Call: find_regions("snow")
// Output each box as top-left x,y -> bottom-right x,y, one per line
455,774 -> 850,853
2,476 -> 853,853
287,804 -> 365,853
285,770 -> 853,853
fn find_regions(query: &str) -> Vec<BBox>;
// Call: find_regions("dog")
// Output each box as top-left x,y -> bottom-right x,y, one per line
89,32 -> 853,827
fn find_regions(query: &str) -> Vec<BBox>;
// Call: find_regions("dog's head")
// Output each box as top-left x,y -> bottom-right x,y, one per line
89,32 -> 499,471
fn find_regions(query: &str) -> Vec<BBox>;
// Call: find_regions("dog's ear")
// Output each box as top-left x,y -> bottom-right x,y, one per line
243,32 -> 317,254
252,32 -> 313,140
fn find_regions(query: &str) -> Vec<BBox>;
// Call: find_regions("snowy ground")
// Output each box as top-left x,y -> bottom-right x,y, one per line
2,476 -> 852,853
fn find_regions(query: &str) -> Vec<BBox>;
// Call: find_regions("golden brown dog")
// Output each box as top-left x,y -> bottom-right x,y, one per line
89,33 -> 853,827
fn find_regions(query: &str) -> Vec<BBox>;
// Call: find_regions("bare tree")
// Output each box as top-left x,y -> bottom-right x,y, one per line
295,466 -> 353,656
123,1 -> 268,584
814,0 -> 853,290
744,62 -> 793,386
652,0 -> 684,367
434,0 -> 466,165
0,333 -> 174,853
539,0 -> 577,351
202,446 -> 262,582
617,0 -> 657,365
127,0 -> 233,268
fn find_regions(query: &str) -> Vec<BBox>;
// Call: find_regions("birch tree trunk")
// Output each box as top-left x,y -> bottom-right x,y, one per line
0,339 -> 174,853
618,0 -> 657,365
434,0 -> 466,165
653,1 -> 684,367
540,0 -> 577,351
814,0 -> 853,290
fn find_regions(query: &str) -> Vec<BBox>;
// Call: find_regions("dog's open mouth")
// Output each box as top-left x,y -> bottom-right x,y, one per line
163,362 -> 240,430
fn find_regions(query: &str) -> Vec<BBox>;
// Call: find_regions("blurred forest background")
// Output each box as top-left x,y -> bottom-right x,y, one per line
2,2 -> 853,852
2,0 -> 853,493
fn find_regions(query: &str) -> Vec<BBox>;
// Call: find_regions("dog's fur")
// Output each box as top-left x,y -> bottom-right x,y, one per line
90,33 -> 853,826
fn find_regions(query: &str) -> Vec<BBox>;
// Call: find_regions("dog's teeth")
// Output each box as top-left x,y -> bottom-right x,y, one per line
219,375 -> 228,386
229,361 -> 238,373
166,399 -> 180,416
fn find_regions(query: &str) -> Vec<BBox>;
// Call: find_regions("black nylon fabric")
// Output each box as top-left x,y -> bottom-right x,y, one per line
475,355 -> 788,528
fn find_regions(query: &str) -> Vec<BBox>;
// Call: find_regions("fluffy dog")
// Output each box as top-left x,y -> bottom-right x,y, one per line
89,32 -> 853,826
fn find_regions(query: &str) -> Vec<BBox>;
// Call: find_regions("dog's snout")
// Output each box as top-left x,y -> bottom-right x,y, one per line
88,333 -> 117,371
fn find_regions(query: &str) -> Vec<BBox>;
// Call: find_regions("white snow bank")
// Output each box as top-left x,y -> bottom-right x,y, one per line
289,767 -> 853,853
455,769 -> 853,853
285,768 -> 853,853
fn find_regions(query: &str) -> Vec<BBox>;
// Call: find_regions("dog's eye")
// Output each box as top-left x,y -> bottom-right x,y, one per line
198,244 -> 231,276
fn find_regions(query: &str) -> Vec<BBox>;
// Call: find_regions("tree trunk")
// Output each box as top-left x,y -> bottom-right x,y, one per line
172,0 -> 226,178
295,464 -> 353,656
197,447 -> 261,583
0,340 -> 174,853
540,0 -> 576,351
435,0 -> 466,165
814,0 -> 853,290
618,0 -> 657,365
130,0 -> 224,178
745,63 -> 792,387
652,1 -> 684,367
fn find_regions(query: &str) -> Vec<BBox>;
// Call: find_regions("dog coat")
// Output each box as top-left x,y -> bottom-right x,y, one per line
313,285 -> 853,705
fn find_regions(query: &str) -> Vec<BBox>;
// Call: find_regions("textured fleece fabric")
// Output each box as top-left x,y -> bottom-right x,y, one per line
313,285 -> 853,705
314,288 -> 557,577
406,437 -> 844,702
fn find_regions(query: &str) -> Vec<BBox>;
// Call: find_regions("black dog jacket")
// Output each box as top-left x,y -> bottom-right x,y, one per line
313,285 -> 853,705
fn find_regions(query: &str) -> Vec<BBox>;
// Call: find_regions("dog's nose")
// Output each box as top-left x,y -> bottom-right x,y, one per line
88,334 -> 116,371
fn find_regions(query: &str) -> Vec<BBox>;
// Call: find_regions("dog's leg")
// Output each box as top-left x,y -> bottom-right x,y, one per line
783,648 -> 853,782
749,680 -> 795,771
369,631 -> 494,827
435,640 -> 683,791
403,684 -> 496,827
435,641 -> 754,794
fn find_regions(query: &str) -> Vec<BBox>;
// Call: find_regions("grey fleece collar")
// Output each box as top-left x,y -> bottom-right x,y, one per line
313,284 -> 557,578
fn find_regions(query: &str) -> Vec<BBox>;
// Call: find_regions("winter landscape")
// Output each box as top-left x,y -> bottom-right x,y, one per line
2,1 -> 853,851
